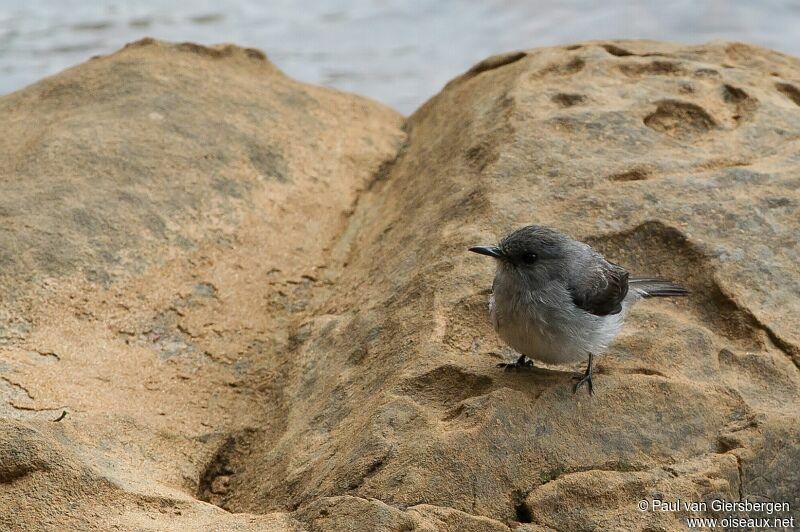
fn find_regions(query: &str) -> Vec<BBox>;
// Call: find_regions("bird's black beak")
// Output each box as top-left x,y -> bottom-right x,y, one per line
468,245 -> 504,259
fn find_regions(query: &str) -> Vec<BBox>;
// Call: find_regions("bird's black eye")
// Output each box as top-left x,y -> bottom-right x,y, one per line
521,253 -> 537,264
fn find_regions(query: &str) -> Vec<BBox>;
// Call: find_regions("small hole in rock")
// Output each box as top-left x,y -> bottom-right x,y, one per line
722,84 -> 749,104
776,82 -> 800,106
608,168 -> 651,182
551,93 -> 585,107
515,503 -> 533,523
601,44 -> 634,57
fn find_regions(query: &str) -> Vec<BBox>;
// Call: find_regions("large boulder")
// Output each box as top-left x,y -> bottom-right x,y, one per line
0,38 -> 403,531
1,38 -> 798,530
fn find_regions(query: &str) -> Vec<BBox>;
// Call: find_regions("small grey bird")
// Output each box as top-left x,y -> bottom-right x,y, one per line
469,225 -> 688,394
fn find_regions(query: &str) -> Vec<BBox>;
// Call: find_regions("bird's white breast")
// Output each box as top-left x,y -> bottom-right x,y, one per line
489,270 -> 626,365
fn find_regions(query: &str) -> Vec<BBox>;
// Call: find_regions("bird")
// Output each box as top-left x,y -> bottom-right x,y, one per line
469,225 -> 688,394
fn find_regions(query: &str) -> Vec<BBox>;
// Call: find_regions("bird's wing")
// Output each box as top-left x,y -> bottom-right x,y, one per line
569,261 -> 629,316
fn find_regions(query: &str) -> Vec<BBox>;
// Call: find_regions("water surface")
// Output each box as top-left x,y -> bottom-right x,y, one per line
1,1 -> 798,113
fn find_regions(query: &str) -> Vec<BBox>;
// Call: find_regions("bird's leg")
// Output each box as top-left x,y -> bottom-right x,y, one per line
572,352 -> 594,395
497,354 -> 533,370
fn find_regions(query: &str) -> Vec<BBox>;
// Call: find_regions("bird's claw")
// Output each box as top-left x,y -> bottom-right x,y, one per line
497,355 -> 533,371
572,371 -> 594,395
572,352 -> 595,395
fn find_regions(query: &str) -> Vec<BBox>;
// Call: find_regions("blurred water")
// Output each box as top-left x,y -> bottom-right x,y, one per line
1,0 -> 799,113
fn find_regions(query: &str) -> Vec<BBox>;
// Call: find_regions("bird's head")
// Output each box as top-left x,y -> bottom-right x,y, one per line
469,225 -> 573,271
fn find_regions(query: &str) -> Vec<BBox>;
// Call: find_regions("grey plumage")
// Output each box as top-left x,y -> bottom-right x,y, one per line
469,225 -> 688,393
629,278 -> 690,298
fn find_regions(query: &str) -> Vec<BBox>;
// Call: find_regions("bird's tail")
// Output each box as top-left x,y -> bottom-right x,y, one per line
629,277 -> 689,298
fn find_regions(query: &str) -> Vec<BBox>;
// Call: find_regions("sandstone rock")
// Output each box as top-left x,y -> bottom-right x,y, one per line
294,497 -> 510,532
1,38 -> 799,530
523,454 -> 739,529
0,38 -> 403,530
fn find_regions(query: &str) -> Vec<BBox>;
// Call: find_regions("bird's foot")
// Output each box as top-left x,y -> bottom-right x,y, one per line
571,371 -> 593,395
497,355 -> 533,371
572,353 -> 594,395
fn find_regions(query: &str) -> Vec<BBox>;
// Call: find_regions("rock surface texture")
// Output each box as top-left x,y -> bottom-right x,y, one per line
0,38 -> 798,531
